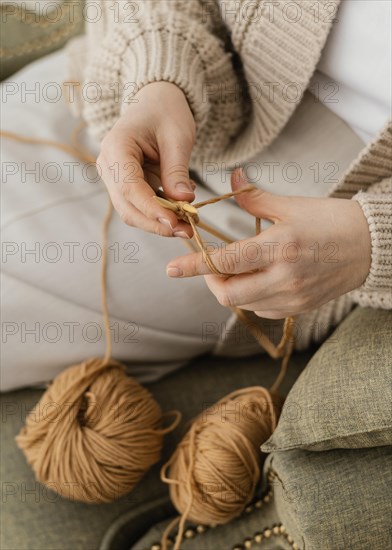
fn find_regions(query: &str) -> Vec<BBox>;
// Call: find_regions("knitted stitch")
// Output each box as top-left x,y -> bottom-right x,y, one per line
332,122 -> 392,310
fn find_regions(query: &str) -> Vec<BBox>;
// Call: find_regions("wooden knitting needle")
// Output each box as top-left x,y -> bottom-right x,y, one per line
154,195 -> 179,212
155,195 -> 233,243
154,195 -> 199,216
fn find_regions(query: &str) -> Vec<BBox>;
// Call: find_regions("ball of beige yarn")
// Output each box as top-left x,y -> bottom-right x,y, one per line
163,386 -> 281,525
16,358 -> 165,503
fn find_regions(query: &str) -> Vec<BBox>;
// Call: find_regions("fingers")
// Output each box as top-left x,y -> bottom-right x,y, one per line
97,79 -> 197,237
166,234 -> 271,277
143,165 -> 195,238
157,129 -> 195,201
108,141 -> 178,224
97,138 -> 193,238
204,273 -> 298,318
144,164 -> 197,194
203,271 -> 270,308
111,200 -> 175,236
231,168 -> 289,222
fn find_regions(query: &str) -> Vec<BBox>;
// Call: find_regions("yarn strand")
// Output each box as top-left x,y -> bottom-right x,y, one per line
101,198 -> 114,365
1,125 -> 294,540
160,387 -> 280,550
155,188 -> 295,368
155,188 -> 295,550
1,126 -> 181,503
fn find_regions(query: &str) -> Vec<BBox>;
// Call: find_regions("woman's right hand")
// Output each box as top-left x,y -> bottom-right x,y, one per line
96,81 -> 196,238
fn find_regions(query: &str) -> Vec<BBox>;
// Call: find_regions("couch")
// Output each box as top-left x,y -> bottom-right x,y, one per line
1,3 -> 391,549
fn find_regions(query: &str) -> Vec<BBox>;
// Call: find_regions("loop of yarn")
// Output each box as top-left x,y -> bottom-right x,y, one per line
155,192 -> 296,549
2,128 -> 295,534
155,195 -> 200,225
160,387 -> 283,549
16,357 -> 176,503
2,128 -> 181,504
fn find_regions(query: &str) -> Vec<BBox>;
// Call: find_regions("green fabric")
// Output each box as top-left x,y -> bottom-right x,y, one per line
3,307 -> 390,549
0,0 -> 84,80
126,307 -> 392,549
262,307 -> 392,453
130,444 -> 392,550
0,351 -> 310,550
131,495 -> 292,550
130,445 -> 392,550
265,445 -> 392,549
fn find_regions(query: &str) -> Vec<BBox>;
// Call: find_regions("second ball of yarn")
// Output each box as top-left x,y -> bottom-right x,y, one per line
163,386 -> 281,525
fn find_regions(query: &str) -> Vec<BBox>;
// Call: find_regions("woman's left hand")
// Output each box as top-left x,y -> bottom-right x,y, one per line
166,169 -> 372,319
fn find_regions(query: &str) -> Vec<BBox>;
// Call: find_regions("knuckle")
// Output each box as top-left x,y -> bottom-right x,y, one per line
279,227 -> 300,251
290,275 -> 306,292
153,223 -> 172,237
120,180 -> 133,203
219,252 -> 238,274
216,290 -> 233,309
119,210 -> 134,226
138,195 -> 155,215
120,179 -> 131,198
166,162 -> 189,181
188,255 -> 202,276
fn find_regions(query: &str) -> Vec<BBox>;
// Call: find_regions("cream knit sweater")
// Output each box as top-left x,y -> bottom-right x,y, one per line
67,0 -> 391,349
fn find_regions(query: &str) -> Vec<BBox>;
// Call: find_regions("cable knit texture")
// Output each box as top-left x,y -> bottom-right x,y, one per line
66,0 -> 391,350
351,179 -> 392,309
331,122 -> 392,310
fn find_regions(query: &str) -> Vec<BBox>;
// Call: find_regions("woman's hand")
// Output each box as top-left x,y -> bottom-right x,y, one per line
166,169 -> 372,318
96,81 -> 196,238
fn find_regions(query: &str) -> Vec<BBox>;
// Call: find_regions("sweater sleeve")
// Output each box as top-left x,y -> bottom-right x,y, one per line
81,0 -> 246,165
77,0 -> 340,167
350,178 -> 392,309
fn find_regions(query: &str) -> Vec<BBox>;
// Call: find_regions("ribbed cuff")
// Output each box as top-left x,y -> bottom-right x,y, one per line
82,14 -> 239,155
118,27 -> 213,124
352,190 -> 392,300
81,0 -> 341,166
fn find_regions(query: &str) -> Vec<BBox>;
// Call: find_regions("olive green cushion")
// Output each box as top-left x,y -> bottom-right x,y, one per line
262,307 -> 392,453
0,0 -> 84,80
267,445 -> 392,549
128,446 -> 392,550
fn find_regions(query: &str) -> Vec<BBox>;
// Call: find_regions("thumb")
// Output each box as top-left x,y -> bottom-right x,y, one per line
158,132 -> 195,201
231,167 -> 288,222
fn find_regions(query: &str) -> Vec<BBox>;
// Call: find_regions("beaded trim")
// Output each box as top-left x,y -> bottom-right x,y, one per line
146,469 -> 300,549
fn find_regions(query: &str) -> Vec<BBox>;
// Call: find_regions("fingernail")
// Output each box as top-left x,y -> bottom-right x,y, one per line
158,217 -> 174,229
167,266 -> 183,278
174,231 -> 190,239
175,182 -> 194,194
